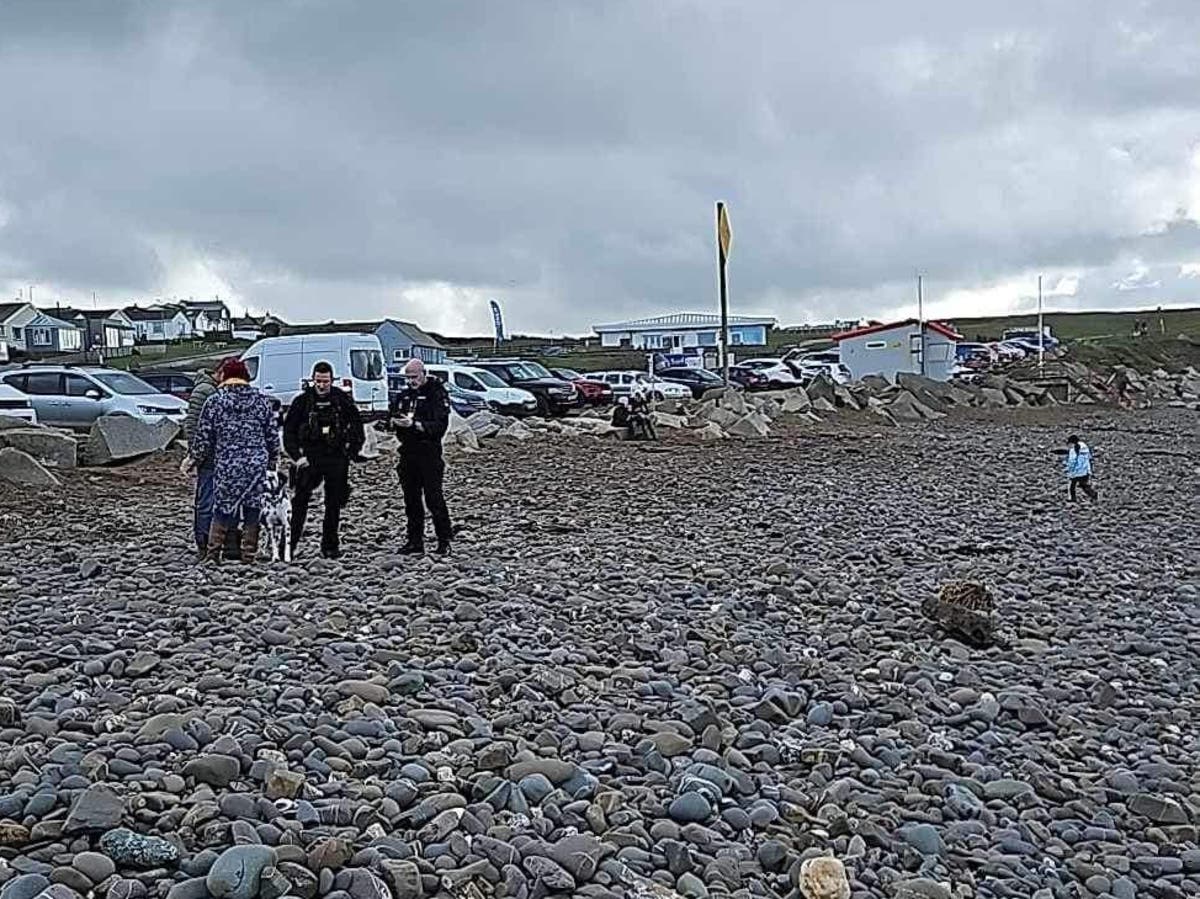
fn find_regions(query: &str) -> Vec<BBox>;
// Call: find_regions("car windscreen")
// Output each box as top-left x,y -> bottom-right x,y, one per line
472,369 -> 508,388
556,369 -> 581,380
350,349 -> 385,380
523,362 -> 555,379
93,372 -> 158,395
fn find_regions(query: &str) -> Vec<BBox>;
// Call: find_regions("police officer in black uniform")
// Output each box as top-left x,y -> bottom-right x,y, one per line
390,358 -> 453,555
283,361 -> 365,559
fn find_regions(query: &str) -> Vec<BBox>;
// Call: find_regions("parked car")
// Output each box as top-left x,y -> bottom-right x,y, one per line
1002,328 -> 1059,349
995,340 -> 1037,361
470,359 -> 579,416
551,368 -> 613,406
426,363 -> 540,416
783,347 -> 840,366
656,366 -> 730,400
793,361 -> 853,385
591,371 -> 692,401
729,365 -> 771,391
241,332 -> 389,417
137,370 -> 197,400
0,365 -> 186,429
0,382 -> 37,424
735,358 -> 800,388
1003,337 -> 1057,356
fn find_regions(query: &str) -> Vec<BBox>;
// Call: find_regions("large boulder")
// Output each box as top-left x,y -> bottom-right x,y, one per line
781,388 -> 811,413
496,421 -> 534,441
979,387 -> 1009,408
84,416 -> 179,465
692,422 -> 727,441
0,415 -> 37,431
444,412 -> 481,452
726,412 -> 771,437
806,375 -> 837,405
719,390 -> 748,415
832,384 -> 861,409
704,406 -> 743,428
860,374 -> 891,394
891,391 -> 945,422
0,448 -> 60,487
652,411 -> 688,429
0,428 -> 77,469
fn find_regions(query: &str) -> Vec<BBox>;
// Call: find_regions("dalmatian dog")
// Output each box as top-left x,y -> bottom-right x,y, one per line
261,467 -> 293,562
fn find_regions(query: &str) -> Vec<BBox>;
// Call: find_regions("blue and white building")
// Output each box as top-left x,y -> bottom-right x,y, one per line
593,312 -> 776,351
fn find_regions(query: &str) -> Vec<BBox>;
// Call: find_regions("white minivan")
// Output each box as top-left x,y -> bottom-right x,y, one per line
425,362 -> 538,417
241,333 -> 388,415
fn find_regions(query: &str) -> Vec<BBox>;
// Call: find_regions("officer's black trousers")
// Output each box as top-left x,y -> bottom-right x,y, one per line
291,456 -> 350,552
398,452 -> 452,545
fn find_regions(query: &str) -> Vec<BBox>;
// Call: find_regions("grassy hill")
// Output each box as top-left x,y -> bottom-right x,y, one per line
433,306 -> 1200,373
950,306 -> 1200,341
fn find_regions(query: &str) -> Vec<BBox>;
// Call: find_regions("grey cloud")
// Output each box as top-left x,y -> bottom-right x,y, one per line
1,0 -> 1199,331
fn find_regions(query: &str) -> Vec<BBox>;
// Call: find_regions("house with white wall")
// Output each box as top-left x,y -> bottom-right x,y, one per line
124,305 -> 194,342
0,302 -> 38,353
593,312 -> 777,351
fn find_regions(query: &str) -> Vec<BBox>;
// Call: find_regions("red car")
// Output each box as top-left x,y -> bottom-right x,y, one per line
552,368 -> 613,405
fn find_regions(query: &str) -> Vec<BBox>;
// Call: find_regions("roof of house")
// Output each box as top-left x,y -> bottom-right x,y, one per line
27,312 -> 82,330
281,319 -> 444,348
181,300 -> 230,313
0,302 -> 32,322
123,306 -> 186,321
231,316 -> 263,328
593,312 -> 778,332
832,318 -> 962,342
51,307 -> 136,327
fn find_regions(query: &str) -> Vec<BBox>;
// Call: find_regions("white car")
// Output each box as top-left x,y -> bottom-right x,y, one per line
425,363 -> 538,417
0,382 -> 38,424
737,358 -> 800,387
592,371 -> 693,401
795,361 -> 853,385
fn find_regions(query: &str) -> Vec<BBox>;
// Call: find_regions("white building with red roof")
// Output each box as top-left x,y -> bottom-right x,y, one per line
832,318 -> 962,382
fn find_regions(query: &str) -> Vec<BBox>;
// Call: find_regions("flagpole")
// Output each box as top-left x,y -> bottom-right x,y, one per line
917,273 -> 925,376
1037,275 -> 1045,373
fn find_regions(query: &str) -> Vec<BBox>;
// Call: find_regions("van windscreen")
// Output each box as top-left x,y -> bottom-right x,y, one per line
351,349 -> 384,380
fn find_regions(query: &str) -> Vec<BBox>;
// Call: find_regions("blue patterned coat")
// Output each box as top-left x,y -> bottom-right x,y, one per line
190,383 -> 279,517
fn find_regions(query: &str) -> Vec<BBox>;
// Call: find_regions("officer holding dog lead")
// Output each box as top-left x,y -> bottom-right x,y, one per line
391,358 -> 454,556
283,361 -> 365,559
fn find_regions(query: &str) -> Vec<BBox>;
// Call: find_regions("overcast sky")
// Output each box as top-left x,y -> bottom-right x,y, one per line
2,1 -> 1199,335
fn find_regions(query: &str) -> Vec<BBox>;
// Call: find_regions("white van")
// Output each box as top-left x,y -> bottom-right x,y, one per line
425,362 -> 538,417
241,333 -> 388,415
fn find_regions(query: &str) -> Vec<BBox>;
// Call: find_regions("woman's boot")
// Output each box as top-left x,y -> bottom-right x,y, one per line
206,521 -> 230,564
240,524 -> 260,564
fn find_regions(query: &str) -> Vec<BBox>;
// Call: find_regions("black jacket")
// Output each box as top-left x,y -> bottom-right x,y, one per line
389,377 -> 451,453
283,385 -> 365,462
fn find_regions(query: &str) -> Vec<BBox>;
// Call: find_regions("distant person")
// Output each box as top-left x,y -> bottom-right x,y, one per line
283,361 -> 365,559
389,358 -> 453,555
1064,435 -> 1098,502
187,358 -> 279,562
181,358 -> 241,560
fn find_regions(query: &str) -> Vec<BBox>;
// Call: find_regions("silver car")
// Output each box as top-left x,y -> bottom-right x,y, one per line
0,365 -> 187,429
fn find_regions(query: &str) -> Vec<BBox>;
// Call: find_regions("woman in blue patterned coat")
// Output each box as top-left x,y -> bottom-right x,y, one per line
189,358 -> 279,562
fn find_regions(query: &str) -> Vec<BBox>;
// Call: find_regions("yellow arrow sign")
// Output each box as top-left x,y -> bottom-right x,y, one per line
717,202 -> 732,260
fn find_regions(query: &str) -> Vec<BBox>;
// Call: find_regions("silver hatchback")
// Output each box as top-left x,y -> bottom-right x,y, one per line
0,365 -> 187,429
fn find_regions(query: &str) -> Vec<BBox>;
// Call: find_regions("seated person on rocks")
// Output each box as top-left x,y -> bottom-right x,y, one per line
614,389 -> 657,441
